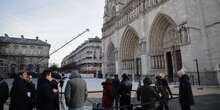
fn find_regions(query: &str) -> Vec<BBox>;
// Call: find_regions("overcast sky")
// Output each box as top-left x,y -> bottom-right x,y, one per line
0,0 -> 105,66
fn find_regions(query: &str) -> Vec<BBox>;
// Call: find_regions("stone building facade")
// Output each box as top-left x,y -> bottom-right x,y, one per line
61,37 -> 102,75
102,0 -> 220,84
0,34 -> 50,78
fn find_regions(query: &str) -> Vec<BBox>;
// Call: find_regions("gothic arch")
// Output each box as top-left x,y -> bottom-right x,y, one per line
149,13 -> 182,81
106,42 -> 116,75
149,13 -> 177,55
119,26 -> 141,76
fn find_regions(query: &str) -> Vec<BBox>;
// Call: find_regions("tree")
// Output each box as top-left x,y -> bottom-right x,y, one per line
49,63 -> 60,72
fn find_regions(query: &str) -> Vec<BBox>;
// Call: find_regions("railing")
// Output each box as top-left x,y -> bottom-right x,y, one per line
186,71 -> 218,85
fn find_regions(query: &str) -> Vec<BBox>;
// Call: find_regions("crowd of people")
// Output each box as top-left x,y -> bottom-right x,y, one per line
0,70 -> 64,110
100,69 -> 194,110
0,68 -> 194,110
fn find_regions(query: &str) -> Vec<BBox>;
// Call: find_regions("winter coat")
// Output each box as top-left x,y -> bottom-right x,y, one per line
137,85 -> 158,110
102,80 -> 113,108
65,73 -> 87,108
37,78 -> 55,110
50,79 -> 60,110
119,79 -> 132,110
0,80 -> 9,105
26,82 -> 36,110
112,78 -> 120,99
155,79 -> 172,99
119,79 -> 132,96
179,75 -> 194,106
9,77 -> 28,110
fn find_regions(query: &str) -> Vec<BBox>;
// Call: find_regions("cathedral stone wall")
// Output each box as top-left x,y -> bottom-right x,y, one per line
102,0 -> 220,84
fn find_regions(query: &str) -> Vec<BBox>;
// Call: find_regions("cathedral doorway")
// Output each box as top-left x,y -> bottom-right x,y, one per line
149,14 -> 183,82
120,26 -> 141,79
106,42 -> 116,76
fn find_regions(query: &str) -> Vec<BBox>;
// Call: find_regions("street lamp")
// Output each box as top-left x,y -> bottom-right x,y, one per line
194,59 -> 200,85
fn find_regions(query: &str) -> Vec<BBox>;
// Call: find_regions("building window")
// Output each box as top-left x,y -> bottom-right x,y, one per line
20,64 -> 25,70
22,49 -> 26,54
27,64 -> 34,73
14,45 -> 18,49
22,45 -> 27,48
30,46 -> 35,48
10,64 -> 16,74
36,64 -> 40,74
38,50 -> 41,55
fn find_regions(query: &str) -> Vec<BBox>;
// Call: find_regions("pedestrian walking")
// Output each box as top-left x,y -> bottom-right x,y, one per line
50,78 -> 60,110
119,74 -> 132,110
137,77 -> 159,110
112,74 -> 120,109
26,73 -> 36,110
155,73 -> 172,110
37,70 -> 56,110
59,73 -> 65,90
102,78 -> 113,109
64,72 -> 87,110
0,75 -> 9,110
177,68 -> 194,110
9,70 -> 28,110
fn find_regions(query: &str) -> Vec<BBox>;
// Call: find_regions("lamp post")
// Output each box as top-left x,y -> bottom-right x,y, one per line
194,59 -> 200,85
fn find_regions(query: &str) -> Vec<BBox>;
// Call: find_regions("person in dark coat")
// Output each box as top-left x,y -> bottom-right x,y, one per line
119,74 -> 132,110
37,70 -> 56,110
0,75 -> 9,110
26,74 -> 36,110
102,78 -> 113,109
177,69 -> 194,110
50,78 -> 60,110
137,77 -> 159,110
155,74 -> 172,110
9,70 -> 28,110
112,74 -> 120,109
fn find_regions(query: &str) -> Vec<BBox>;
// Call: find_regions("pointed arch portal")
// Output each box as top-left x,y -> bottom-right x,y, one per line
149,14 -> 183,82
120,26 -> 141,78
106,42 -> 116,75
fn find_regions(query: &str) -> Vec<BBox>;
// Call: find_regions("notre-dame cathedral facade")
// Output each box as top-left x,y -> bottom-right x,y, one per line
102,0 -> 220,85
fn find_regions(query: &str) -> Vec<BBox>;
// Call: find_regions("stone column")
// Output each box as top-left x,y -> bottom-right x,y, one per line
216,65 -> 220,85
114,49 -> 120,75
139,40 -> 147,76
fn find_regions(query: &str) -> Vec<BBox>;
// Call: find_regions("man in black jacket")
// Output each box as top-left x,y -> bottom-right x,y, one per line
155,74 -> 172,110
137,77 -> 159,110
0,75 -> 9,110
119,74 -> 132,110
9,70 -> 28,110
177,69 -> 194,110
37,70 -> 56,110
50,78 -> 60,110
26,73 -> 36,110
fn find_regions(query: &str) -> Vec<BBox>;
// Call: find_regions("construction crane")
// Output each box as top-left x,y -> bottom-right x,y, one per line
37,28 -> 90,64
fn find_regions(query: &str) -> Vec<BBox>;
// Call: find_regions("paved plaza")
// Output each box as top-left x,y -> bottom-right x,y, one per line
3,78 -> 220,110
